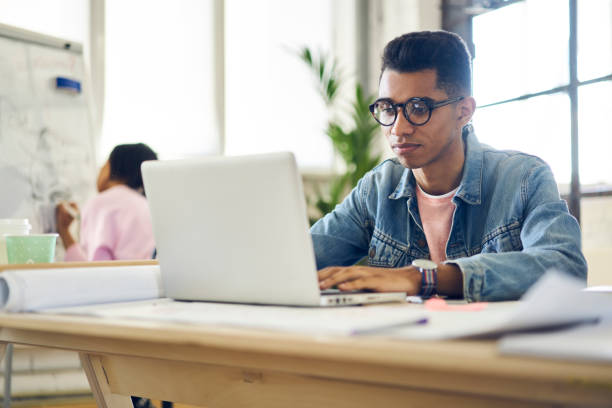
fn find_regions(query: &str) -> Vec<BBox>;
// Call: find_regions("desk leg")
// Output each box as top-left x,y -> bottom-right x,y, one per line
79,353 -> 132,408
1,343 -> 12,408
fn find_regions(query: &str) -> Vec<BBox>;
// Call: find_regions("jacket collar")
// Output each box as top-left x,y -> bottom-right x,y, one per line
388,127 -> 483,205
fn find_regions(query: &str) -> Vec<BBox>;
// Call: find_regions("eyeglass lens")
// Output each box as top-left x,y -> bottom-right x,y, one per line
372,99 -> 431,126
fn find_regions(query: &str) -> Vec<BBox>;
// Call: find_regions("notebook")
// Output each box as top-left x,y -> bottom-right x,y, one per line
141,152 -> 406,307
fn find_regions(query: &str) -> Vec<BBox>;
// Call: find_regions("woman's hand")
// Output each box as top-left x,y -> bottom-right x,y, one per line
56,201 -> 80,249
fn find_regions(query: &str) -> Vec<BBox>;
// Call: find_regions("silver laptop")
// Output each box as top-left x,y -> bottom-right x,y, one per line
141,152 -> 406,307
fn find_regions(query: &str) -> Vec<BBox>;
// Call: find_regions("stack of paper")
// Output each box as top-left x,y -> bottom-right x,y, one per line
499,320 -> 612,362
46,299 -> 427,336
497,282 -> 612,361
387,271 -> 610,340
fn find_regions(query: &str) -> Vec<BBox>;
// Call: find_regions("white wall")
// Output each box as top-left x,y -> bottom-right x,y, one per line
366,0 -> 442,161
367,0 -> 441,93
581,196 -> 612,285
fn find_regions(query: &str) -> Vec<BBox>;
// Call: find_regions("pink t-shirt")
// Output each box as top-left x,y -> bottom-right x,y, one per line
415,184 -> 458,264
64,185 -> 155,261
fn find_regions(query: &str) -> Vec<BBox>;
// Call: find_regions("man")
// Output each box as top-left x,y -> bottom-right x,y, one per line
312,30 -> 586,302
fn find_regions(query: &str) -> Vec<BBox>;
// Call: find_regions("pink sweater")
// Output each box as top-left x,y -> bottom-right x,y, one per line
64,185 -> 155,261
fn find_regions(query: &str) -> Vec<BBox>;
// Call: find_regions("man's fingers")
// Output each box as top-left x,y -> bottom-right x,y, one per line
337,276 -> 386,292
317,267 -> 341,281
318,266 -> 381,281
319,266 -> 420,294
339,274 -> 417,293
318,267 -> 366,289
337,278 -> 371,291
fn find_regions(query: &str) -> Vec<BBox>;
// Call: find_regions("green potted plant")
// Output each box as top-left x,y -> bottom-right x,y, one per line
298,47 -> 381,223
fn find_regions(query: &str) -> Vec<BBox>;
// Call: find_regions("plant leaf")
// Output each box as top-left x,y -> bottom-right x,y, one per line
295,46 -> 381,222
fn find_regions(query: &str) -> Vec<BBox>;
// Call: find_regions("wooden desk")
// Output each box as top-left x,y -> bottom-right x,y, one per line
0,312 -> 611,408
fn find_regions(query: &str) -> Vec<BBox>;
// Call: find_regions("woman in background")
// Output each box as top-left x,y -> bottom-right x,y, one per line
56,143 -> 158,261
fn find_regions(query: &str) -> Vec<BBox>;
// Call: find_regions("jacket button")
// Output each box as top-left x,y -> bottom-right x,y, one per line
417,239 -> 427,248
369,247 -> 376,258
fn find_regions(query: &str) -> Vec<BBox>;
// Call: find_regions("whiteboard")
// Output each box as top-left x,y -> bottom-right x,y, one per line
0,23 -> 97,234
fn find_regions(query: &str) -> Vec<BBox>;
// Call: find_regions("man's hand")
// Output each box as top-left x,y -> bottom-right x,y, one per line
318,265 -> 422,295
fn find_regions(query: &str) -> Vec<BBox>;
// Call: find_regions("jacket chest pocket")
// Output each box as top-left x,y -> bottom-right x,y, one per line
481,221 -> 523,253
368,230 -> 406,267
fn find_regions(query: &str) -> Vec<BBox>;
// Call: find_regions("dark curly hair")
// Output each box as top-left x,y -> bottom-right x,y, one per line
108,143 -> 158,191
380,30 -> 472,97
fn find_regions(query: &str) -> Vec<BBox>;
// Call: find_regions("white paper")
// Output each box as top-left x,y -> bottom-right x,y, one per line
44,299 -> 428,336
584,285 -> 612,293
499,320 -> 612,362
387,270 -> 610,340
0,265 -> 163,312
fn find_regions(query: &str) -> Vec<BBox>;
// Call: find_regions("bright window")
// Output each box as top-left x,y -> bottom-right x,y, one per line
473,0 -> 568,106
103,0 -> 335,169
102,0 -> 218,161
578,0 -> 612,81
224,0 -> 334,170
472,0 -> 612,186
472,93 -> 571,183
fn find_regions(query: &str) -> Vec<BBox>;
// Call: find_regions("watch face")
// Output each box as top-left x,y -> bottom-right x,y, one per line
412,259 -> 437,270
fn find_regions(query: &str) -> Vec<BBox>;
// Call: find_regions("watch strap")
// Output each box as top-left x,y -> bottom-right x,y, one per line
419,267 -> 437,297
412,259 -> 438,298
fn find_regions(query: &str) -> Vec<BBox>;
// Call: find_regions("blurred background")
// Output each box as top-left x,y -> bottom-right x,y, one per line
0,0 -> 611,405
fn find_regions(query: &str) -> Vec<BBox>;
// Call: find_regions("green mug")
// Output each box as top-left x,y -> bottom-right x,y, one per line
5,234 -> 59,264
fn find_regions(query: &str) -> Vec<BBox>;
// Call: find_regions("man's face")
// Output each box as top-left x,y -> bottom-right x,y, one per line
378,69 -> 464,170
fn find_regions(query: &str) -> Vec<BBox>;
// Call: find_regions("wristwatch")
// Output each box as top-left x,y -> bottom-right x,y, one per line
412,259 -> 438,298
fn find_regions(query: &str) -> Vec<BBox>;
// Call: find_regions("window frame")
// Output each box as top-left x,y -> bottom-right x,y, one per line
442,0 -> 612,224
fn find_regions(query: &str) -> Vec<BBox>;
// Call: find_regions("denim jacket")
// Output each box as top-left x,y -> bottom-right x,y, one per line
310,129 -> 587,302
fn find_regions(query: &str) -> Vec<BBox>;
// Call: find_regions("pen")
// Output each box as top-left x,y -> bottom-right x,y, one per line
351,317 -> 429,335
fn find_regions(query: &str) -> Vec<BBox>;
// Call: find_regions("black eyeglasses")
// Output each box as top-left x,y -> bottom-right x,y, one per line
369,96 -> 464,127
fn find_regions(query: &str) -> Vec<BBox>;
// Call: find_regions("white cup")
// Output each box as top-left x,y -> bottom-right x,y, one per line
0,219 -> 32,264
